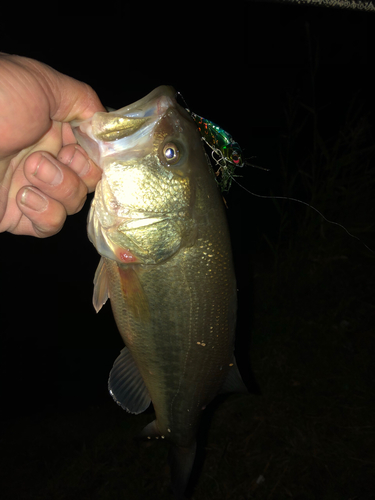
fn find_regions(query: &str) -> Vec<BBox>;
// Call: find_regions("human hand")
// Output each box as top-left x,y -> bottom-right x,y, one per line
0,53 -> 106,237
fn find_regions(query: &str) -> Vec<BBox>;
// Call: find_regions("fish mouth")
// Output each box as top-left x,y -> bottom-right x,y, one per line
71,86 -> 188,168
72,86 -> 178,161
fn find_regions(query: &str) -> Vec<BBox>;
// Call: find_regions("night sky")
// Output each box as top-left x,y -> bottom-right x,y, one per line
1,4 -> 374,419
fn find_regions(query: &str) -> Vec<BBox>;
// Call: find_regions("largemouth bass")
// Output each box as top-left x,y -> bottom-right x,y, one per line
71,86 -> 247,497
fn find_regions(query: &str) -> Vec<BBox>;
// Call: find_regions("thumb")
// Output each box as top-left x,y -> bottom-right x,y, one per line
49,69 -> 106,122
2,53 -> 106,122
38,60 -> 106,122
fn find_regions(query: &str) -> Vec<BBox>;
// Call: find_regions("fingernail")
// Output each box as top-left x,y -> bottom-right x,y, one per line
33,154 -> 63,186
68,147 -> 90,176
21,187 -> 48,212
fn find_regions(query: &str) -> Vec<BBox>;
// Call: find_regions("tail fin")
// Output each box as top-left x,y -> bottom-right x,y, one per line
168,441 -> 197,499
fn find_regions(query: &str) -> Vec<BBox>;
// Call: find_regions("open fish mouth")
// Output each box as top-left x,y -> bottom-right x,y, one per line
71,87 -> 178,165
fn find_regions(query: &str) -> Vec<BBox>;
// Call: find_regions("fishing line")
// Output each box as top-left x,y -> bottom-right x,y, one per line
228,174 -> 374,253
207,134 -> 374,254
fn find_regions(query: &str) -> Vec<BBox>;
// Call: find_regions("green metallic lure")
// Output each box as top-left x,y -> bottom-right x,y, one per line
178,93 -> 244,192
189,112 -> 244,191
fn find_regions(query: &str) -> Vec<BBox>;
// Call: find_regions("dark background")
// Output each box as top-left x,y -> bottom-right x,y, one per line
1,4 -> 374,499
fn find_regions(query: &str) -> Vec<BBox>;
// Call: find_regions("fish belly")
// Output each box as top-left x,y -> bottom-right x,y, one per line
103,233 -> 236,448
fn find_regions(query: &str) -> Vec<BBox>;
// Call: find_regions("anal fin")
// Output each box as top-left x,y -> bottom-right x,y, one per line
220,356 -> 249,394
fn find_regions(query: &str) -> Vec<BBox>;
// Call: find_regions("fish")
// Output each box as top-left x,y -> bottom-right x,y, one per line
71,86 -> 248,498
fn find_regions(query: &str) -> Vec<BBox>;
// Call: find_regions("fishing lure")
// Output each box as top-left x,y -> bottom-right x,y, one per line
191,113 -> 244,192
177,92 -> 247,192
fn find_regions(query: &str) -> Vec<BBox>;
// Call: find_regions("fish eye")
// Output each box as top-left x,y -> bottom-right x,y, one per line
162,142 -> 180,165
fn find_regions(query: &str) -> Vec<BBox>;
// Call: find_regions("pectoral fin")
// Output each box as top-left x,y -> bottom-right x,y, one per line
117,265 -> 150,322
108,347 -> 151,414
93,257 -> 110,313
